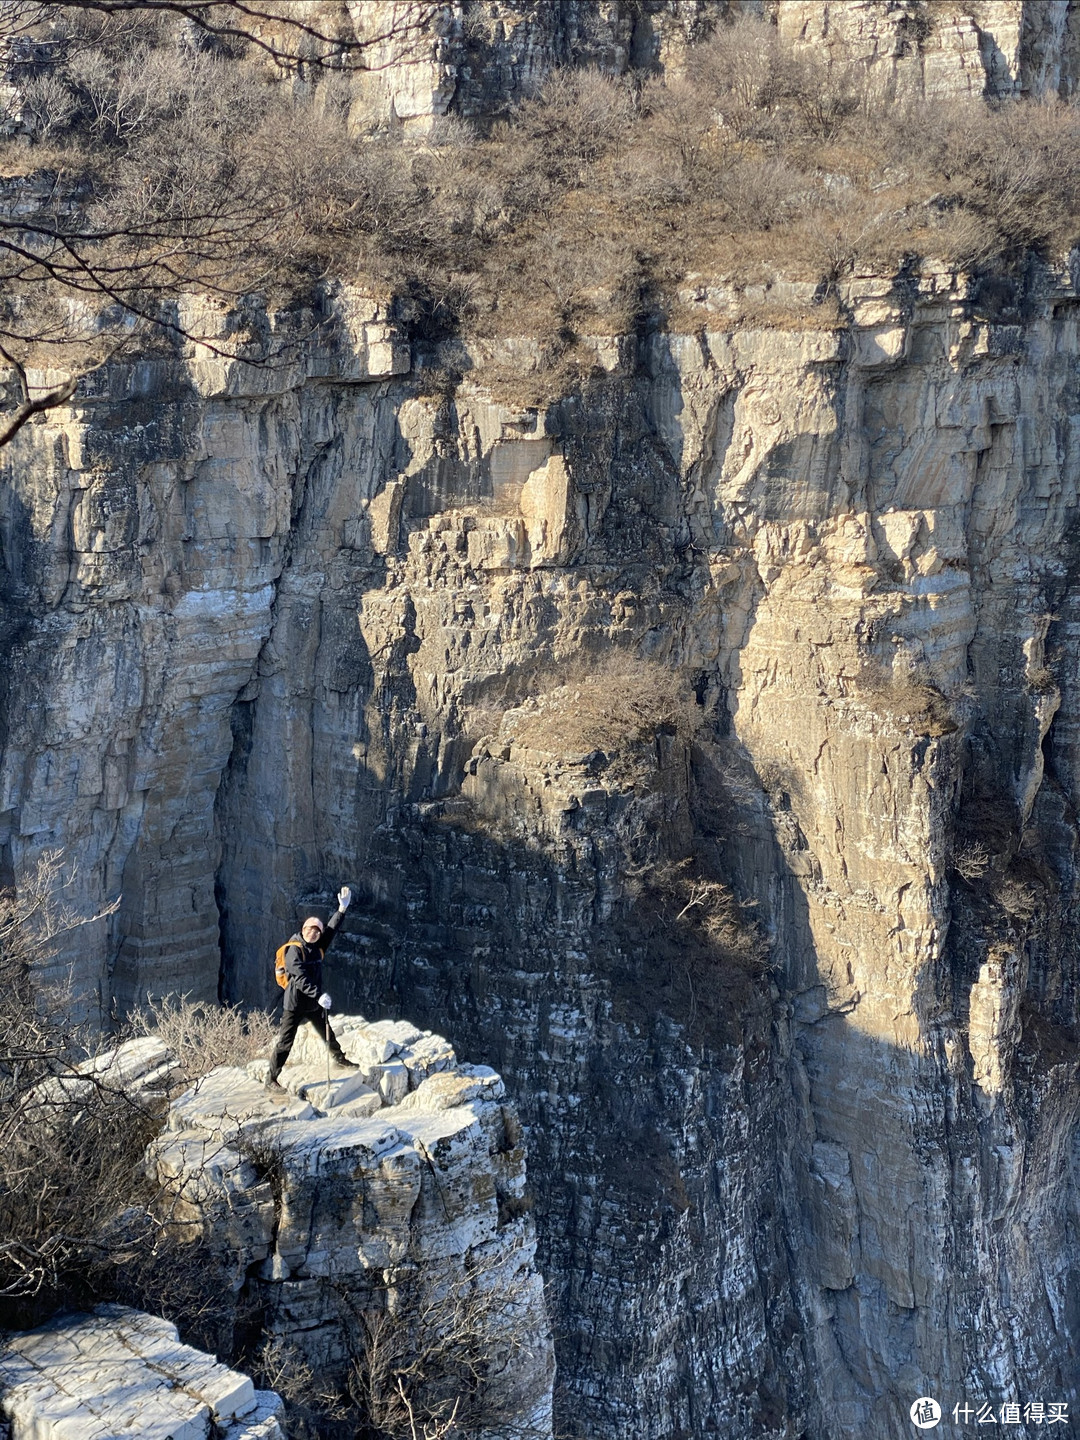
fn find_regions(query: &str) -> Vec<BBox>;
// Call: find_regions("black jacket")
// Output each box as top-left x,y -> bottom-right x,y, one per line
282,907 -> 345,1008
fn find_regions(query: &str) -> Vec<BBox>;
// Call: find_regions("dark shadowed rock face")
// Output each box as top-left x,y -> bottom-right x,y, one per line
3,257 -> 1080,1435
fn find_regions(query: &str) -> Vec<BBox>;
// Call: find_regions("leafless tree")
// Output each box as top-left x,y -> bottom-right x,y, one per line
345,1259 -> 550,1440
1,0 -> 430,72
0,0 -> 434,443
0,850 -> 133,1315
0,852 -> 260,1339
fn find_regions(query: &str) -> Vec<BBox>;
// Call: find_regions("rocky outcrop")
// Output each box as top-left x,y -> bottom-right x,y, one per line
292,0 -> 1080,132
27,1035 -> 179,1114
3,1024 -> 552,1438
4,10 -> 1080,1438
775,0 -> 1080,99
339,0 -> 718,133
0,1305 -> 283,1440
152,1016 -> 553,1437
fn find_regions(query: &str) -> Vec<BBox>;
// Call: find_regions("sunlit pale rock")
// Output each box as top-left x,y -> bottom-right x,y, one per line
0,1306 -> 283,1440
146,1018 -> 554,1439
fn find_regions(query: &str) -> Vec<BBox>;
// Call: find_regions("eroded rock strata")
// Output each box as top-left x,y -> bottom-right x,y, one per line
283,0 -> 1080,133
155,1014 -> 554,1439
3,5 -> 1080,1437
4,256 -> 1078,1436
4,1025 -> 553,1439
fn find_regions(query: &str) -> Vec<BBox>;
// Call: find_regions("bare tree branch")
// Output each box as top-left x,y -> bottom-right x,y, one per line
2,0 -> 432,71
0,369 -> 76,444
0,0 -> 444,443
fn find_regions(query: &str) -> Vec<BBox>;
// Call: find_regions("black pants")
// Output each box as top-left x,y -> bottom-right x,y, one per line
269,992 -> 347,1080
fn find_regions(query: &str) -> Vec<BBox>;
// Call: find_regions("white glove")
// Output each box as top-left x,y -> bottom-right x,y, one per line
337,886 -> 352,911
318,993 -> 332,1011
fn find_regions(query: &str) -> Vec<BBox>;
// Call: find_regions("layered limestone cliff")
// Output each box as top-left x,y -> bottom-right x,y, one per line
154,1013 -> 554,1438
3,1026 -> 552,1438
4,5 -> 1080,1438
287,0 -> 1080,133
775,0 -> 1080,99
5,253 -> 1079,1436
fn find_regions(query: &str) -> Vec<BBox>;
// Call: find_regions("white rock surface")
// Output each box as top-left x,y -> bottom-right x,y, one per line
25,1037 -> 182,1117
147,1016 -> 553,1439
286,1011 -> 459,1091
0,1306 -> 283,1440
1,1019 -> 551,1439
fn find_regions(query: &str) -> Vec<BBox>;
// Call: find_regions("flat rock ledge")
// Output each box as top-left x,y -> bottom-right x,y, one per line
1,1017 -> 554,1440
151,1019 -> 552,1434
0,1305 -> 282,1440
153,1013 -> 554,1438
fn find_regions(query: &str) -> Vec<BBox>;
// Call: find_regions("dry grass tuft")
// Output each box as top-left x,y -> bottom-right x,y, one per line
501,656 -> 701,764
857,661 -> 958,737
130,995 -> 275,1086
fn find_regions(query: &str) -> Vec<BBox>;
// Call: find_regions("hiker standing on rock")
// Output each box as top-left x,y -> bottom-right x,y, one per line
266,885 -> 359,1094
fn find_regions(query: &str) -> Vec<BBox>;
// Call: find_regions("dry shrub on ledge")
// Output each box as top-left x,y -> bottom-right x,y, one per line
129,994 -> 275,1087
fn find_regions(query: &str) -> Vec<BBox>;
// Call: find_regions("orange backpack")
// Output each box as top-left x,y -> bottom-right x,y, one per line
274,939 -> 299,989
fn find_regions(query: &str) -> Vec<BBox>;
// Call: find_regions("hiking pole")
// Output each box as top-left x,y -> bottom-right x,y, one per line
319,992 -> 333,1111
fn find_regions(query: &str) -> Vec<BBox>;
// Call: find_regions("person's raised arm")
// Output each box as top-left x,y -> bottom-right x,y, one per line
320,885 -> 352,953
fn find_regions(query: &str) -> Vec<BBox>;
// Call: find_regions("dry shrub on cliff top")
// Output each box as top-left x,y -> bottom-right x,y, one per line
0,852 -> 152,1323
899,94 -> 1080,259
857,660 -> 958,737
0,853 -> 241,1339
504,656 -> 702,762
130,993 -> 275,1086
8,6 -> 1080,420
513,67 -> 636,183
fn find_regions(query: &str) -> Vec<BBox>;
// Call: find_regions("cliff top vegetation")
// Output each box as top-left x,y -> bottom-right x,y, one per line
3,4 -> 1080,407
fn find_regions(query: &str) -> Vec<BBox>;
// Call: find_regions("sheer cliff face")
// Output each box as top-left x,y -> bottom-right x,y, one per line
774,0 -> 1080,99
248,0 -> 1080,138
4,259 -> 1080,1436
314,0 -> 1080,135
5,15 -> 1080,1438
